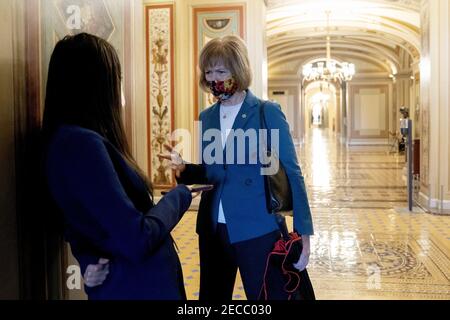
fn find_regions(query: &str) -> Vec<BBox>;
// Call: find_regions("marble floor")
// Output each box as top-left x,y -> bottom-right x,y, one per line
172,128 -> 450,300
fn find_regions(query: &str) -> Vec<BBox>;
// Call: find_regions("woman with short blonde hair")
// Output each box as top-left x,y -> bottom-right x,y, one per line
198,35 -> 252,93
173,34 -> 314,300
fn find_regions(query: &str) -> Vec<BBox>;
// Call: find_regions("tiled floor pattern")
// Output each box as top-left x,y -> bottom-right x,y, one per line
172,129 -> 450,300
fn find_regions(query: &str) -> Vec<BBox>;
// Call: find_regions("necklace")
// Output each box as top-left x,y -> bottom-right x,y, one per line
220,107 -> 231,119
221,92 -> 245,119
221,108 -> 234,119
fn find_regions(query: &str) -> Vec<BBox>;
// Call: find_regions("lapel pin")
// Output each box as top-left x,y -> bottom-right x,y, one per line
242,114 -> 247,119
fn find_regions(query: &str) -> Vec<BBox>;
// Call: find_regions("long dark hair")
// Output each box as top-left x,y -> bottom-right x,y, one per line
42,33 -> 152,194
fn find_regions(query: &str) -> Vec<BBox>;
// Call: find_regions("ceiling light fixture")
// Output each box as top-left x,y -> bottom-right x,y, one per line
302,11 -> 355,83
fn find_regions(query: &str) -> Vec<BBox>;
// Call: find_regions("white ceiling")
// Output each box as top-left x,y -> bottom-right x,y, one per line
266,0 -> 421,76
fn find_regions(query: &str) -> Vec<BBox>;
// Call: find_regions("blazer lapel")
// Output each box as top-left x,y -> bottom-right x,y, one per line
203,102 -> 221,131
230,90 -> 259,132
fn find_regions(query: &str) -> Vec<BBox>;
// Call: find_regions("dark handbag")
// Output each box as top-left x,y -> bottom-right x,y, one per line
259,214 -> 316,300
259,101 -> 293,214
259,101 -> 315,300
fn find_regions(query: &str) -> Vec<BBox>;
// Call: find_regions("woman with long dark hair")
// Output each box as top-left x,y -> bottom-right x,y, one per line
42,33 -> 192,300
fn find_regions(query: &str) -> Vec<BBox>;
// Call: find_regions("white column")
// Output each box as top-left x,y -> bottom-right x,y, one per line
419,0 -> 450,213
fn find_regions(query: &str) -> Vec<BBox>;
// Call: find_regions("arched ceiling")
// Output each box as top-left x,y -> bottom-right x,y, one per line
266,0 -> 421,77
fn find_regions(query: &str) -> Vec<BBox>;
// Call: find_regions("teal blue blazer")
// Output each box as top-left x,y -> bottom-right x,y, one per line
178,90 -> 313,243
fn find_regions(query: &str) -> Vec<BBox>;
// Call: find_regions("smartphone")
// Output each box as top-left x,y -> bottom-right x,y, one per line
161,184 -> 213,195
190,184 -> 214,192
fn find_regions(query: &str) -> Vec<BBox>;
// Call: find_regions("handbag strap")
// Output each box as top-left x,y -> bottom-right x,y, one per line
275,212 -> 291,241
259,100 -> 271,151
259,100 -> 290,239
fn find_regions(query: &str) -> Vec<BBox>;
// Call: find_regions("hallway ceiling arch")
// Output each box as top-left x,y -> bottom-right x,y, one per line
266,0 -> 421,78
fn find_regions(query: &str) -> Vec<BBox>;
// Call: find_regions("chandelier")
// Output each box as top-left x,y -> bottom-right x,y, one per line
302,11 -> 355,83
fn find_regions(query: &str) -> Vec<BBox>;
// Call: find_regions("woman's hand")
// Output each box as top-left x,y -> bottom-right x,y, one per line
157,144 -> 186,178
293,235 -> 310,272
83,258 -> 110,287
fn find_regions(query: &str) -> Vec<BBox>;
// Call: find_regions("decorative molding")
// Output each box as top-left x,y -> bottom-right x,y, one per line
205,18 -> 231,31
420,0 -> 430,190
145,4 -> 175,189
193,5 -> 245,118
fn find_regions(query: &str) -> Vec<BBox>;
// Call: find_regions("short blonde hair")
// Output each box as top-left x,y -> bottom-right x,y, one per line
198,35 -> 252,92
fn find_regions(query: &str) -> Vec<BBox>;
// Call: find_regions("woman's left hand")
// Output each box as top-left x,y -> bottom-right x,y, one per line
293,235 -> 310,272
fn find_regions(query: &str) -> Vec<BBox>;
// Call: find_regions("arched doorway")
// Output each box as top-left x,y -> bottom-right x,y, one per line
303,80 -> 338,137
300,81 -> 341,136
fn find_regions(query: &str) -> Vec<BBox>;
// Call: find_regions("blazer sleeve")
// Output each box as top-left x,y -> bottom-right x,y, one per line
47,132 -> 192,264
264,103 -> 314,235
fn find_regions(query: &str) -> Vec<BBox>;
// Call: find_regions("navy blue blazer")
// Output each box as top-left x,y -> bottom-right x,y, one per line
178,90 -> 314,244
45,125 -> 192,300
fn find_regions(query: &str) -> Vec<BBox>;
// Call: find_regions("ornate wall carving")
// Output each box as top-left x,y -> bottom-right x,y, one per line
420,0 -> 430,190
145,4 -> 175,188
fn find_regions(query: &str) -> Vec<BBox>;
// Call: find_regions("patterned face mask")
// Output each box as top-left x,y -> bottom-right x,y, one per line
208,77 -> 238,102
